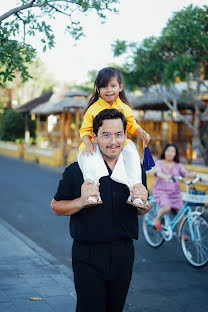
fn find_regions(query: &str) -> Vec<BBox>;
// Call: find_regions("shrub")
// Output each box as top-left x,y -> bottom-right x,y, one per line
0,109 -> 36,142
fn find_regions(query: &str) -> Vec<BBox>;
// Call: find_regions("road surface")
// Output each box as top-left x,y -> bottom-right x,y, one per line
0,154 -> 207,312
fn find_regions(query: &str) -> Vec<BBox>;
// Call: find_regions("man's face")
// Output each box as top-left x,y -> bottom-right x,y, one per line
93,119 -> 127,160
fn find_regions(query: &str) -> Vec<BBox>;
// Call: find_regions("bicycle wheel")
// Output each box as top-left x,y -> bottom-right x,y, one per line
142,205 -> 164,247
180,215 -> 208,267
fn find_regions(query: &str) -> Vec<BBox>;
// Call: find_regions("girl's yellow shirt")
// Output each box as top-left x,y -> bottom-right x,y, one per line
80,97 -> 139,140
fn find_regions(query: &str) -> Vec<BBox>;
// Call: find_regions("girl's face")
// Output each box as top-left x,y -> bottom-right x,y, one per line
98,76 -> 123,105
164,146 -> 176,161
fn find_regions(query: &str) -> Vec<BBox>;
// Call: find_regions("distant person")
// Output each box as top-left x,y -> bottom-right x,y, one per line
153,143 -> 196,230
51,109 -> 149,312
78,67 -> 151,208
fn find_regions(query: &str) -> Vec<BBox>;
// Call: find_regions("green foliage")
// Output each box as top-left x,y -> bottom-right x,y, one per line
112,5 -> 208,88
0,27 -> 36,86
75,82 -> 94,94
74,69 -> 98,93
112,39 -> 128,57
0,109 -> 36,142
87,69 -> 98,83
159,5 -> 208,83
112,5 -> 208,162
21,58 -> 56,96
0,0 -> 119,87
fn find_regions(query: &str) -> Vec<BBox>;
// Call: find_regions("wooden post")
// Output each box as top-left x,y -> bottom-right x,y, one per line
60,112 -> 66,163
36,115 -> 41,135
168,111 -> 173,144
24,113 -> 30,144
189,111 -> 195,164
46,115 -> 50,142
75,108 -> 80,145
159,111 -> 164,155
66,112 -> 72,140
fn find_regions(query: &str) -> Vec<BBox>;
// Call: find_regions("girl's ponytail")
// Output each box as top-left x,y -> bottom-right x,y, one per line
119,90 -> 131,107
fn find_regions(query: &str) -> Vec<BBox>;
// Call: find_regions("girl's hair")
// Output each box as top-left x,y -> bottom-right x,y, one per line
160,143 -> 180,163
87,67 -> 130,109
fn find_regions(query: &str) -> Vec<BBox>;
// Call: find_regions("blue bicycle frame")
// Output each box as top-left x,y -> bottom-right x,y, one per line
152,198 -> 202,242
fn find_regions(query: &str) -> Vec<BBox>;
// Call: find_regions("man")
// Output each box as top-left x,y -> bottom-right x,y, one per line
51,109 -> 149,312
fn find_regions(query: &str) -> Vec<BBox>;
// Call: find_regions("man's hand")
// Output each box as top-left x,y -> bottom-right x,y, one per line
131,183 -> 148,204
131,183 -> 150,216
51,180 -> 100,216
80,179 -> 100,207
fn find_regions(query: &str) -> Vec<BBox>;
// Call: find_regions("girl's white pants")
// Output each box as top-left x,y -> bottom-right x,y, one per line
78,140 -> 142,197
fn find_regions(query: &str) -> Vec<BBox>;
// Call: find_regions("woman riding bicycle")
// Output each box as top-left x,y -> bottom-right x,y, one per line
153,143 -> 196,231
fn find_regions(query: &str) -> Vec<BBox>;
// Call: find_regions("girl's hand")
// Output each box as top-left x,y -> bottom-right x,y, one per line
143,131 -> 150,145
135,127 -> 150,145
165,175 -> 172,182
82,142 -> 96,156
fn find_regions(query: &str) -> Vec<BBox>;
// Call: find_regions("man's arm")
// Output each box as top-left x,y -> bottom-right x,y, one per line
51,198 -> 84,216
51,179 -> 100,216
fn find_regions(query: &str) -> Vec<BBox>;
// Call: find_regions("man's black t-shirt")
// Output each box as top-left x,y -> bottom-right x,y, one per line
54,162 -> 139,243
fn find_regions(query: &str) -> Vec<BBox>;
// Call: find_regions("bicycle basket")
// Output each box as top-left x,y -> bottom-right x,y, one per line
181,190 -> 208,206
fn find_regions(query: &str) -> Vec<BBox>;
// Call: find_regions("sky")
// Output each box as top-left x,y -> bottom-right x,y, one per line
1,0 -> 207,84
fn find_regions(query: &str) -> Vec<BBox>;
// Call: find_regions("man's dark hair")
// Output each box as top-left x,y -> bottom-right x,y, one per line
93,109 -> 127,135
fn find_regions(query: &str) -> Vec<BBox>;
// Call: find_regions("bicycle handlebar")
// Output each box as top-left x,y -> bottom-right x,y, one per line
171,174 -> 201,185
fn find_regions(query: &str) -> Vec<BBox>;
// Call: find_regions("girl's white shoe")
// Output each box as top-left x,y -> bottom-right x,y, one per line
127,197 -> 146,210
87,196 -> 97,203
84,195 -> 103,208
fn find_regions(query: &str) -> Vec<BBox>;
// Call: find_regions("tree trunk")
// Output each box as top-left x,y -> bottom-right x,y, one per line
5,88 -> 13,110
194,133 -> 208,165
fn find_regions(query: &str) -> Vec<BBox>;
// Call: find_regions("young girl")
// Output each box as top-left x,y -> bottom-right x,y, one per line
78,67 -> 150,207
153,144 -> 196,230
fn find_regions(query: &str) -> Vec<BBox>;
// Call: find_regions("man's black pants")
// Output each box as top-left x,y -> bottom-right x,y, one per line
72,238 -> 135,312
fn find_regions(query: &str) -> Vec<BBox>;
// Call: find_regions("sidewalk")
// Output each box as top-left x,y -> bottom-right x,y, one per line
0,217 -> 76,312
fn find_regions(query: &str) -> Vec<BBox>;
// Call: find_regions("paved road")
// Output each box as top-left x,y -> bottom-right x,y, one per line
0,154 -> 207,312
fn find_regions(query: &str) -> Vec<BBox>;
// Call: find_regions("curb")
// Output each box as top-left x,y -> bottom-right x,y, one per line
0,217 -> 75,295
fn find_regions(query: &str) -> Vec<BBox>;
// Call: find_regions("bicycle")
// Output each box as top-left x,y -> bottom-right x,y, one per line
142,175 -> 208,267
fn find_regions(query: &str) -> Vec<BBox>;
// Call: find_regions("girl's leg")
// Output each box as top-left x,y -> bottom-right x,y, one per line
154,207 -> 171,230
78,144 -> 108,182
78,144 -> 108,205
122,140 -> 142,186
175,210 -> 188,240
122,140 -> 144,208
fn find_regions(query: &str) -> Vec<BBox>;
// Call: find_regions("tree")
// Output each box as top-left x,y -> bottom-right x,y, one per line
113,5 -> 208,164
74,69 -> 98,93
0,109 -> 36,142
0,58 -> 55,110
0,0 -> 119,86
